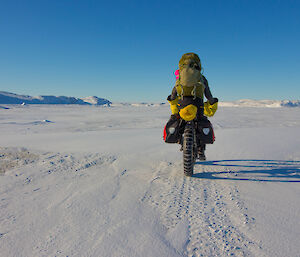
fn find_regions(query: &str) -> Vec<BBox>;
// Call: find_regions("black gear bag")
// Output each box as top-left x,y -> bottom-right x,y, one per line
163,116 -> 180,143
197,118 -> 215,144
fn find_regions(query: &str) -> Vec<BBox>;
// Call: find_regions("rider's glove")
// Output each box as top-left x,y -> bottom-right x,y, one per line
204,100 -> 218,117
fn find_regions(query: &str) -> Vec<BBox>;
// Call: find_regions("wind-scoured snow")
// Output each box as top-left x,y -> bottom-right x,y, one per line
0,104 -> 300,257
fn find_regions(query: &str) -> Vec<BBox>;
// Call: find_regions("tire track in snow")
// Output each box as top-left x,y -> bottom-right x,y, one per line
41,152 -> 117,175
142,162 -> 264,256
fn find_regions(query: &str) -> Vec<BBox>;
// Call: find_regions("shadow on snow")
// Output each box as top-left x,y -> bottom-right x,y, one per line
193,159 -> 300,183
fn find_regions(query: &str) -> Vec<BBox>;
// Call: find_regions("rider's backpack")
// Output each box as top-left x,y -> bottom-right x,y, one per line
163,116 -> 180,143
179,53 -> 201,86
197,118 -> 215,144
177,53 -> 205,99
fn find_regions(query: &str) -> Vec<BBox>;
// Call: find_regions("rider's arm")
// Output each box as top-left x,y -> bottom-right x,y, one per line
167,87 -> 179,114
202,75 -> 218,104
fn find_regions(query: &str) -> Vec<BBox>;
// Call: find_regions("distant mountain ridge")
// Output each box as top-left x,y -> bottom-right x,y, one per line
0,91 -> 111,106
113,100 -> 300,108
218,99 -> 300,108
80,96 -> 111,105
1,92 -> 299,108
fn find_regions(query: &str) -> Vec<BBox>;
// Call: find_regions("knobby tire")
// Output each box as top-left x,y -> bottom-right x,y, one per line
183,123 -> 195,176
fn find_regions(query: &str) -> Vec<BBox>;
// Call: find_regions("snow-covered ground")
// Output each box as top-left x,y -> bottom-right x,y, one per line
0,104 -> 300,257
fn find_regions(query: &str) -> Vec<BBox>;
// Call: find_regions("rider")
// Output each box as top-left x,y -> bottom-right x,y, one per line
167,52 -> 218,160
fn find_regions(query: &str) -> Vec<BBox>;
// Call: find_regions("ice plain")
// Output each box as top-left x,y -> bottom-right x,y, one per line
1,103 -> 300,257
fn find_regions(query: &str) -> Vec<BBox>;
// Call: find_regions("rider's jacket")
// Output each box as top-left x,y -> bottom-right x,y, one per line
167,75 -> 214,116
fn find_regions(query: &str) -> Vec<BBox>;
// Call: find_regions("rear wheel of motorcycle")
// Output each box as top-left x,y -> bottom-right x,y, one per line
183,124 -> 194,176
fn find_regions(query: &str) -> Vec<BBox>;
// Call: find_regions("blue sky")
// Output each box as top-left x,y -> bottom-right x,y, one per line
0,0 -> 299,102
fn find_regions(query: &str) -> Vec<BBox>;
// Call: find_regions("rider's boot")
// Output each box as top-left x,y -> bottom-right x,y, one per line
178,136 -> 183,151
198,145 -> 206,160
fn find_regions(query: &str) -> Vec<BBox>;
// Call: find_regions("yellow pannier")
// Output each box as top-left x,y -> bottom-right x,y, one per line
179,104 -> 198,121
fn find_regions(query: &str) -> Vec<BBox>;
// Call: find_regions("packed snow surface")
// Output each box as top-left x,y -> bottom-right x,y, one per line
1,104 -> 300,257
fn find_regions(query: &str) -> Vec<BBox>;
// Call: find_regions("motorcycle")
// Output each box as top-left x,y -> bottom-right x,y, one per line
164,103 -> 215,176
